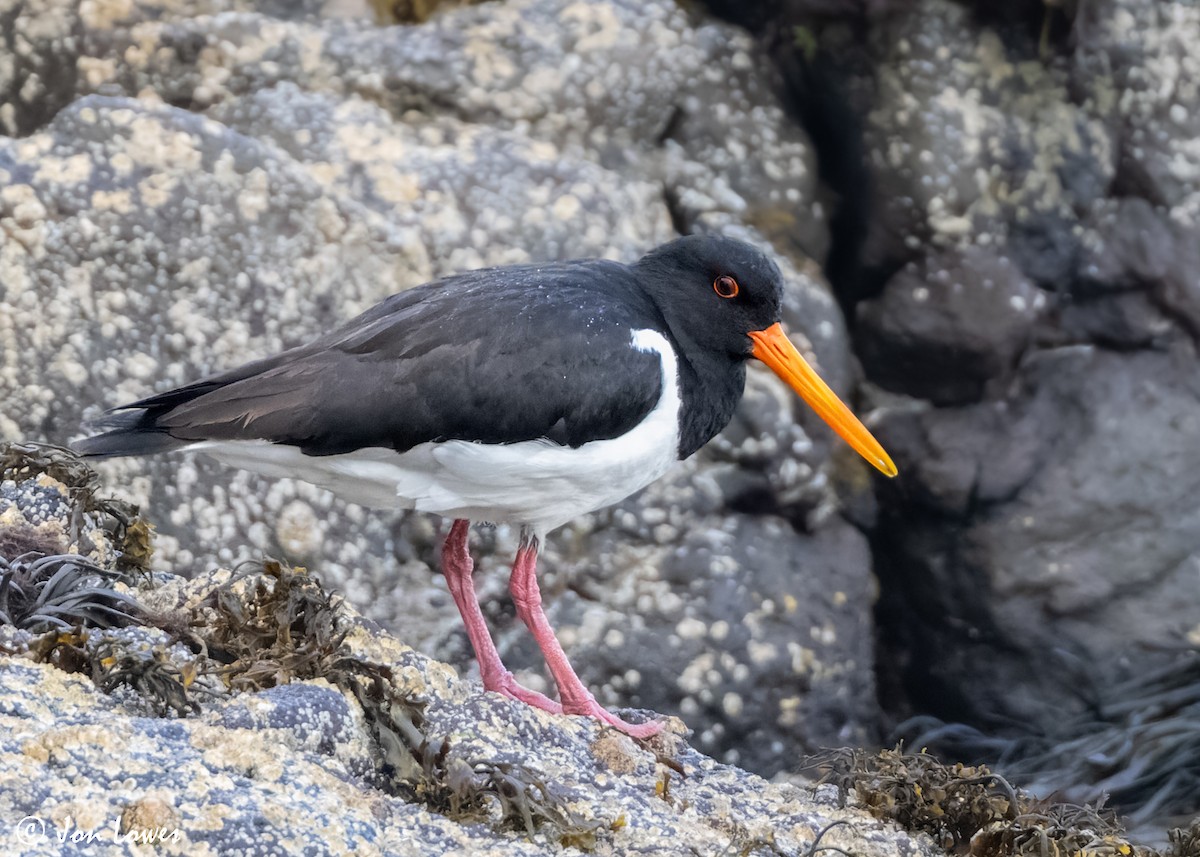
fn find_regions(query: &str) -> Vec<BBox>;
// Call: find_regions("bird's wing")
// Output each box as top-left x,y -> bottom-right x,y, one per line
80,263 -> 671,457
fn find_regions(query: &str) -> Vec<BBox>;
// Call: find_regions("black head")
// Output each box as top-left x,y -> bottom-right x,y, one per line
634,233 -> 898,478
633,234 -> 785,359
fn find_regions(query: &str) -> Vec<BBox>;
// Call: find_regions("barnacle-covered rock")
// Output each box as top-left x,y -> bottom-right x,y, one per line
0,468 -> 939,857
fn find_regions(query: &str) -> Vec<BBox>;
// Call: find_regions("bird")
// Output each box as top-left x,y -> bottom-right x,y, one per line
75,234 -> 897,738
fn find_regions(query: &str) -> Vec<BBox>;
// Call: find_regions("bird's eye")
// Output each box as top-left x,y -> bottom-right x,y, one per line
713,276 -> 739,299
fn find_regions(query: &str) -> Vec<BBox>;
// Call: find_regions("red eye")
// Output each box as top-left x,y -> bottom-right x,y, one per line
714,276 -> 739,299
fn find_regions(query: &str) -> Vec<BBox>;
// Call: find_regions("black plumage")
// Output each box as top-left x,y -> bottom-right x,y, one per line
78,235 -> 786,461
79,261 -> 667,457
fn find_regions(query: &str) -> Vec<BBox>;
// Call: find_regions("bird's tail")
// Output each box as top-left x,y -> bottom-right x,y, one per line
72,347 -> 306,459
73,407 -> 191,458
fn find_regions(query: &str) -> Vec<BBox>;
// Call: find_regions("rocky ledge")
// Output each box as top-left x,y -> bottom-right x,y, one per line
0,442 -> 942,857
5,441 -> 1196,856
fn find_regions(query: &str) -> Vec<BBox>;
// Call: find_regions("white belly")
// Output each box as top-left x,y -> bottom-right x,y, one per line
188,329 -> 682,535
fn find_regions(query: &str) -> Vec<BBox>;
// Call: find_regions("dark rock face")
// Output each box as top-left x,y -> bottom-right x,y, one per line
858,247 -> 1046,405
793,0 -> 1200,782
875,345 -> 1200,722
678,0 -> 1200,822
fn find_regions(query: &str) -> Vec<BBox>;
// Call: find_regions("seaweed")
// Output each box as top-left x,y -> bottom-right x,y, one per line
900,648 -> 1200,831
26,630 -> 202,716
973,802 -> 1148,857
0,521 -> 67,559
0,552 -> 141,632
805,746 -> 1158,856
0,441 -> 154,573
336,641 -> 603,843
369,0 -> 487,25
194,559 -> 348,691
90,638 -> 201,717
184,559 -> 602,844
804,820 -> 853,857
1167,818 -> 1200,857
26,629 -> 93,674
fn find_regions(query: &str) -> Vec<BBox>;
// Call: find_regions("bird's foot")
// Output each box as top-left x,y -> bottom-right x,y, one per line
484,670 -> 563,714
563,697 -> 664,739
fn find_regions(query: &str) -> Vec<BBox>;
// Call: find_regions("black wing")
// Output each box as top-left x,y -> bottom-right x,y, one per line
75,261 -> 670,458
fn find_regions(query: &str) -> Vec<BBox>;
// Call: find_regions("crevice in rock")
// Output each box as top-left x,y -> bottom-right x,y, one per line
661,184 -> 692,237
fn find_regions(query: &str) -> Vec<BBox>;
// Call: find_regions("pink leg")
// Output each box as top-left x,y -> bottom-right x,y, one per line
440,520 -> 562,713
508,530 -> 663,738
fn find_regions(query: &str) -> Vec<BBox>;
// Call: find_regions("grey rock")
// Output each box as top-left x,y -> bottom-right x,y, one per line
876,344 -> 1200,724
0,470 -> 938,857
204,83 -> 671,270
859,0 -> 1115,272
833,0 -> 1200,768
858,246 -> 1047,405
1074,0 -> 1200,221
0,0 -> 82,136
0,625 -> 939,857
1073,197 -> 1200,341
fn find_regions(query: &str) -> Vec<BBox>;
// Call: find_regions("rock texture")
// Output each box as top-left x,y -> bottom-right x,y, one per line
0,612 -> 936,857
0,0 -> 879,777
7,0 -> 1199,829
852,0 -> 1200,734
0,455 -> 939,857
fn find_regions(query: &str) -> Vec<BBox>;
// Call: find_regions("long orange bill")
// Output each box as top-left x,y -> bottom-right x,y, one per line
748,322 -> 898,478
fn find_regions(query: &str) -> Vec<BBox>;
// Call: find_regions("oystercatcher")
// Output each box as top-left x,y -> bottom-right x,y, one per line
76,234 -> 896,737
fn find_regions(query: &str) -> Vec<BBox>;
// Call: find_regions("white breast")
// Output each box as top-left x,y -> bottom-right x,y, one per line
189,328 -> 682,535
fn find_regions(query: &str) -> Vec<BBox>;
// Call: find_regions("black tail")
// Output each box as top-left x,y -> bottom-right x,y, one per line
72,408 -> 191,458
72,373 -> 241,458
71,347 -> 308,459
68,314 -> 354,462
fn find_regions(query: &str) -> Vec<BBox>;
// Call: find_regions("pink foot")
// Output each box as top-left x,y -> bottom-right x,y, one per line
563,697 -> 665,738
484,669 -> 564,714
440,521 -> 564,715
508,530 -> 666,740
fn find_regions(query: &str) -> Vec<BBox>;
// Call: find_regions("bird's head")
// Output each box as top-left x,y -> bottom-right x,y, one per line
635,234 -> 897,478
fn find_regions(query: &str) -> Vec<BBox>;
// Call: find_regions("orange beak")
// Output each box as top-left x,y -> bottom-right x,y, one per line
749,323 -> 897,477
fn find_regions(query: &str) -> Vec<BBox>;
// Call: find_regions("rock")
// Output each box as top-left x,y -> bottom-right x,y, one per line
857,246 -> 1047,405
706,1 -> 1200,825
876,344 -> 1200,727
0,618 -> 941,857
538,512 -> 879,775
0,0 -> 81,137
0,466 -> 939,857
858,0 -> 1115,273
1074,0 -> 1200,223
789,0 -> 1200,764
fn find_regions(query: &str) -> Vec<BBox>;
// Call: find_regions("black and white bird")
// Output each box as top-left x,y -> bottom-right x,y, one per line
75,234 -> 896,737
